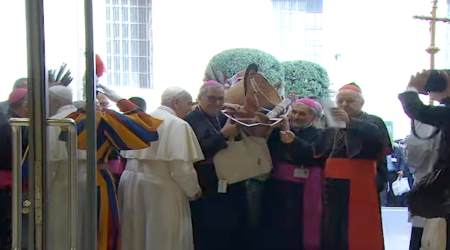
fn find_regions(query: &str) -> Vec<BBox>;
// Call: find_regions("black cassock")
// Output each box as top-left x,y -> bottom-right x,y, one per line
353,112 -> 392,192
316,118 -> 385,250
185,107 -> 249,250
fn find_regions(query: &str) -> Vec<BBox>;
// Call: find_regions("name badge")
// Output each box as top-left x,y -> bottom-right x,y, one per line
218,179 -> 228,193
294,168 -> 309,178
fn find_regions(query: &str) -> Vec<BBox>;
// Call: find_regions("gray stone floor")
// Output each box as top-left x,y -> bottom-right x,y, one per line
382,207 -> 411,250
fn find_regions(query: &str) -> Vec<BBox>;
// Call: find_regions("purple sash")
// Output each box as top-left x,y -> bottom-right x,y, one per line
108,159 -> 126,176
0,170 -> 12,189
272,161 -> 322,250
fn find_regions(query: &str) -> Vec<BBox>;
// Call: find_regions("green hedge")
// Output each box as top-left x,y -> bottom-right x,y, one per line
205,48 -> 284,90
282,60 -> 330,98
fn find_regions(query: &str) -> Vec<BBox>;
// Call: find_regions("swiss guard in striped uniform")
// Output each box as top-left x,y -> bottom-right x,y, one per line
48,82 -> 161,250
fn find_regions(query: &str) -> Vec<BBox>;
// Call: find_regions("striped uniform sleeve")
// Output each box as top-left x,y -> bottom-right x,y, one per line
99,110 -> 162,151
66,111 -> 112,161
67,110 -> 162,161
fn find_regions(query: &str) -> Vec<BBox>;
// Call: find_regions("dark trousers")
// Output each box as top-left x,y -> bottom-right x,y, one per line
409,227 -> 423,250
246,179 -> 266,250
261,179 -> 303,250
191,182 -> 250,250
0,189 -> 11,250
321,179 -> 350,250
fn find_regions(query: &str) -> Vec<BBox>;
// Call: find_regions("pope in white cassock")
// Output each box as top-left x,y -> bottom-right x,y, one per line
120,87 -> 203,250
46,86 -> 81,250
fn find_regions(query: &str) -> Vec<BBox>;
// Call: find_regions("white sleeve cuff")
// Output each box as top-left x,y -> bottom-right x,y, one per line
406,86 -> 419,93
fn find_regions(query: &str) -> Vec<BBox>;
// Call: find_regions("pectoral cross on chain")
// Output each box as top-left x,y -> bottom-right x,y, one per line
414,0 -> 450,69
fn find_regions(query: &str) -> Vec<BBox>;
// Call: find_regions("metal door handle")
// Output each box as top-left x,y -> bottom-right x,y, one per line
10,118 -> 29,250
10,118 -> 78,250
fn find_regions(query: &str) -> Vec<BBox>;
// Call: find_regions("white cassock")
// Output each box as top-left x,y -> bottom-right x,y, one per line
46,104 -> 78,250
119,105 -> 203,250
46,105 -> 90,250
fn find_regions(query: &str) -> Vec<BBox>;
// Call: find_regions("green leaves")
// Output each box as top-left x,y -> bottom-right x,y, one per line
205,48 -> 284,89
282,60 -> 329,98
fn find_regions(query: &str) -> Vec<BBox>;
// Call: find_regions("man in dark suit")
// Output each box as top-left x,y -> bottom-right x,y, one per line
185,81 -> 250,250
386,141 -> 410,207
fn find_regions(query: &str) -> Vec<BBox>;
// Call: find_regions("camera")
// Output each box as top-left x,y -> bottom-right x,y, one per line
424,69 -> 449,93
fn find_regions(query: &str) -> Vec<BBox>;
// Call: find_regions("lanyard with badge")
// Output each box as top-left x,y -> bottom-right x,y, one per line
294,165 -> 309,178
200,108 -> 230,193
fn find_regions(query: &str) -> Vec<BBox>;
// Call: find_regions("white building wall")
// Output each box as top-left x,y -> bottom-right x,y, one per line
0,1 -> 28,99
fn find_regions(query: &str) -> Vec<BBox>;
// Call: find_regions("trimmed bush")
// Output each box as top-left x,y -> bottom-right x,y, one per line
282,60 -> 330,98
205,48 -> 284,90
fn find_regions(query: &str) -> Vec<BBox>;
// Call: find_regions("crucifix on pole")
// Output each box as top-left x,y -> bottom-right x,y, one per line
413,0 -> 450,70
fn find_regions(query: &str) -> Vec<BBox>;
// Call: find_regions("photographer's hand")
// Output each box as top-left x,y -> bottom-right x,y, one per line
442,71 -> 450,97
331,108 -> 350,124
407,70 -> 430,94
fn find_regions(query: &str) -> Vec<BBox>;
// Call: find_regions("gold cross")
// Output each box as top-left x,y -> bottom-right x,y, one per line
414,0 -> 450,69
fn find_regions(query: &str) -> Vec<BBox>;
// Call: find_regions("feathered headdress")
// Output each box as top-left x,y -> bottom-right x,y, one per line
48,63 -> 73,86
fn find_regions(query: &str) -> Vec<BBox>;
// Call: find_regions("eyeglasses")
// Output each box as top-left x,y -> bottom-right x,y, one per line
206,95 -> 224,102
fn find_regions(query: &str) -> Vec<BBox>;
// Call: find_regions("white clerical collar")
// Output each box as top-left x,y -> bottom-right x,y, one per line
51,104 -> 77,119
56,104 -> 77,115
158,105 -> 176,115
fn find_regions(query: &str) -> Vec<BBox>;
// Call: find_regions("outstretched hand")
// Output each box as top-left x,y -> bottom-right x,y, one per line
220,119 -> 238,139
280,115 -> 290,131
280,130 -> 295,144
97,84 -> 123,103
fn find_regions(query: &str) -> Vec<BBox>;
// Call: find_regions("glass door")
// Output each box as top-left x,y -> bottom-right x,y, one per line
8,0 -> 98,249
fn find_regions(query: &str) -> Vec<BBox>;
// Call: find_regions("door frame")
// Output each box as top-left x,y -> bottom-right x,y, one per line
22,0 -> 98,249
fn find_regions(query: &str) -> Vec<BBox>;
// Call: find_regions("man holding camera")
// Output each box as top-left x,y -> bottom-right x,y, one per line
399,70 -> 450,176
398,70 -> 450,249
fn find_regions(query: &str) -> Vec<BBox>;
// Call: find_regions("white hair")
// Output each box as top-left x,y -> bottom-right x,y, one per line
198,83 -> 224,98
337,90 -> 364,101
161,87 -> 191,106
49,85 -> 73,105
73,100 -> 86,109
